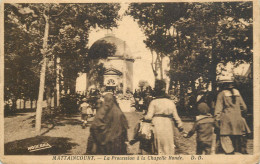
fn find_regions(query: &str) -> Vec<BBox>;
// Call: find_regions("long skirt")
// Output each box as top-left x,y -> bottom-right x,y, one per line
86,134 -> 97,155
97,136 -> 127,155
152,117 -> 175,155
220,135 -> 247,154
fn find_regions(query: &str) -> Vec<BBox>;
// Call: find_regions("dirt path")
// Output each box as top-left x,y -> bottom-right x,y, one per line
4,111 -> 253,155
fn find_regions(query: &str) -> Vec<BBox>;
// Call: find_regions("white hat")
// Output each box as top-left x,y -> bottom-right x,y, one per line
217,75 -> 234,83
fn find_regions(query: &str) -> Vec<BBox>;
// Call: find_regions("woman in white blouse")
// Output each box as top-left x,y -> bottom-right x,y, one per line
144,80 -> 184,155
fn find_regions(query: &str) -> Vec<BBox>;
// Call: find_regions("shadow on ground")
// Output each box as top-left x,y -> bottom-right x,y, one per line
27,113 -> 82,129
4,109 -> 36,118
5,136 -> 78,155
25,113 -> 85,136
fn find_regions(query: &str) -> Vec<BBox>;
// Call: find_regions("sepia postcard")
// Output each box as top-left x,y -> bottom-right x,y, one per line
0,0 -> 259,163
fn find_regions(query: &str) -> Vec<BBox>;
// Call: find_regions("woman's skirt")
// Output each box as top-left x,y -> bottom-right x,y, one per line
152,117 -> 175,155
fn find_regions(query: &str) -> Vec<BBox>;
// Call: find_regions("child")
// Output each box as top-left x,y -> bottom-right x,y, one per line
183,102 -> 215,155
80,98 -> 93,129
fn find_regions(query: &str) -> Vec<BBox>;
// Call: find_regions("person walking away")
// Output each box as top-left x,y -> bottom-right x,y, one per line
79,98 -> 93,129
90,93 -> 129,155
183,102 -> 215,155
214,78 -> 251,154
143,87 -> 154,114
134,89 -> 141,111
144,80 -> 184,155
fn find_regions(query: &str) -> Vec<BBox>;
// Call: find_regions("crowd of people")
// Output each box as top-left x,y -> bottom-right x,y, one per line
79,78 -> 251,155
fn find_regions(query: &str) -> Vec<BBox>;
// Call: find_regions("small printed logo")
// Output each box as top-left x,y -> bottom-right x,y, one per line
28,142 -> 52,152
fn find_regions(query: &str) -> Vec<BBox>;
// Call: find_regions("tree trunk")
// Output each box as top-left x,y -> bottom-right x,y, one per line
154,51 -> 163,80
159,54 -> 163,80
150,50 -> 158,78
19,99 -> 22,109
54,57 -> 60,109
36,57 -> 47,134
168,76 -> 173,93
56,57 -> 60,106
85,73 -> 89,96
23,99 -> 26,109
35,12 -> 49,135
54,56 -> 57,109
176,29 -> 181,55
46,86 -> 53,124
46,87 -> 52,115
30,99 -> 33,109
190,80 -> 197,109
11,99 -> 17,111
179,82 -> 185,114
210,38 -> 217,92
210,14 -> 218,92
70,78 -> 76,94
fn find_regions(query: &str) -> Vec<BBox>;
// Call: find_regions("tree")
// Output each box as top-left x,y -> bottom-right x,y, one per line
51,4 -> 121,94
182,2 -> 253,90
4,4 -> 42,110
127,3 -> 189,80
127,2 -> 253,111
4,3 -> 121,134
128,2 -> 252,86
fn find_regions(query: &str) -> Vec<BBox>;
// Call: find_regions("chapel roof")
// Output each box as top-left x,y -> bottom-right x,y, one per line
90,33 -> 132,58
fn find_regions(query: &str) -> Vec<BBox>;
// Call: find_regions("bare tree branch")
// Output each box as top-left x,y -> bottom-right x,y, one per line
51,4 -> 69,17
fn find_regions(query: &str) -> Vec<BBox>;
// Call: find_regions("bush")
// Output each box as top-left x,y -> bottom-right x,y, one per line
59,93 -> 82,114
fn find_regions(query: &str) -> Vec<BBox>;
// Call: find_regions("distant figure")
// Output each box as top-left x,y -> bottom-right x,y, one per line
144,80 -> 184,155
134,89 -> 141,111
79,98 -> 93,129
90,93 -> 129,155
143,87 -> 153,113
184,102 -> 215,155
214,79 -> 251,154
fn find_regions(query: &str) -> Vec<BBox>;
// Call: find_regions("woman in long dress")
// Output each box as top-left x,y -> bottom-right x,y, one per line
214,79 -> 250,154
144,80 -> 184,155
89,93 -> 129,155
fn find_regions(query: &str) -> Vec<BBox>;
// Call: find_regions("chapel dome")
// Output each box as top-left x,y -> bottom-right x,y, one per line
89,33 -> 132,58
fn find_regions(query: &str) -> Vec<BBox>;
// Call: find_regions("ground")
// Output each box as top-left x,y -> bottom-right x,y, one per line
4,100 -> 253,155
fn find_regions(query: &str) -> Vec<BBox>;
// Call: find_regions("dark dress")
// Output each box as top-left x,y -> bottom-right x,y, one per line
89,94 -> 129,155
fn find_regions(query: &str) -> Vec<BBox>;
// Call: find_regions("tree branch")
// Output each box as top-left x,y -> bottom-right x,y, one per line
51,4 -> 69,17
150,50 -> 157,77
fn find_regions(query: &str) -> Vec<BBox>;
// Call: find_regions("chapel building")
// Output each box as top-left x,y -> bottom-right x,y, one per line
89,33 -> 134,94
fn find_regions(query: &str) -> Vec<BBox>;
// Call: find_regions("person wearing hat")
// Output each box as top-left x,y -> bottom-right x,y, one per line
214,77 -> 250,154
183,102 -> 215,155
80,98 -> 93,129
